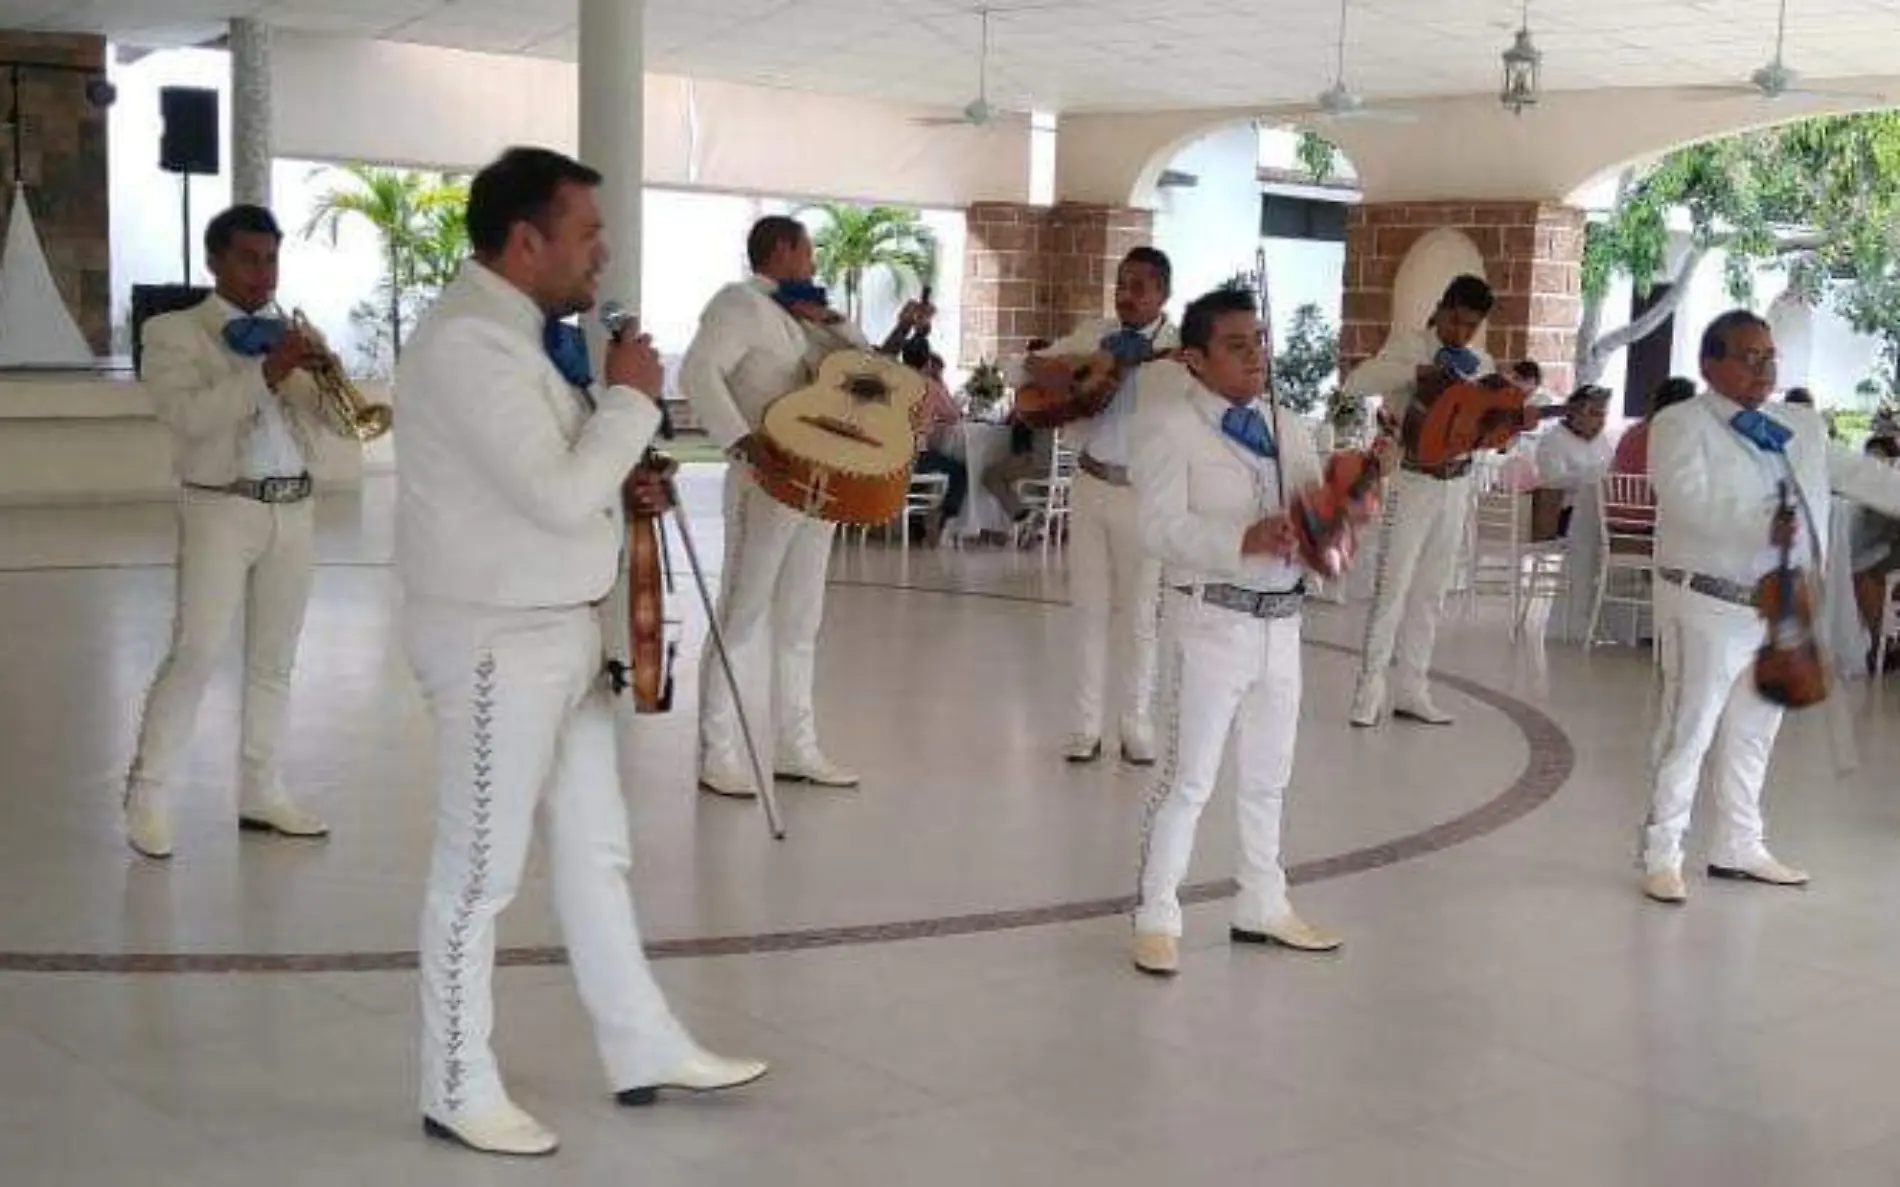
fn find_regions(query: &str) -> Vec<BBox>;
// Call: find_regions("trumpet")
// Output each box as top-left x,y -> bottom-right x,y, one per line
290,309 -> 394,442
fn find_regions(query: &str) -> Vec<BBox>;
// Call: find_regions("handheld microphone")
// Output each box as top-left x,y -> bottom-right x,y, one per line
601,300 -> 637,342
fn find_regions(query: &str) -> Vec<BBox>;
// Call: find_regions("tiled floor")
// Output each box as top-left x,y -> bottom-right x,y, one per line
3,467 -> 1900,1184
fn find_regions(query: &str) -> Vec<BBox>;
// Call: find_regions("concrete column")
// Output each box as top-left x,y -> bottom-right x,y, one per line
579,0 -> 644,323
229,18 -> 273,207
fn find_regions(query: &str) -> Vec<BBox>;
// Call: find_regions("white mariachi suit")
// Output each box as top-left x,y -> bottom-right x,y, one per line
1130,362 -> 1323,937
1341,326 -> 1495,722
394,262 -> 700,1123
1643,393 -> 1900,875
1039,314 -> 1181,755
679,278 -> 869,784
127,296 -> 328,833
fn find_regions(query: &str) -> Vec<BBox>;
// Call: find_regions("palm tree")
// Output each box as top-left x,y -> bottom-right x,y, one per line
302,163 -> 467,364
801,202 -> 936,324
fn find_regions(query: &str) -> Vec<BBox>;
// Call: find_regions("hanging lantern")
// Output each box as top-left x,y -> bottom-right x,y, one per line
1499,20 -> 1542,116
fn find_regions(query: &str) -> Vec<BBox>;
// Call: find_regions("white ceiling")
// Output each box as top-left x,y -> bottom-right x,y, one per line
7,0 -> 1900,114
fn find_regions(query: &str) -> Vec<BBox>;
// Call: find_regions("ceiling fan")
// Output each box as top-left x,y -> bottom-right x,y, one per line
914,7 -> 1028,128
1685,0 -> 1888,104
1289,0 -> 1417,124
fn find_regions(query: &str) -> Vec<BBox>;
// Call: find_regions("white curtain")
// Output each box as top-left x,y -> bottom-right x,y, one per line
0,182 -> 94,367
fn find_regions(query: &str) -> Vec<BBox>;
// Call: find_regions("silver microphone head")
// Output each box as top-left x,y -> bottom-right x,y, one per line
600,300 -> 636,339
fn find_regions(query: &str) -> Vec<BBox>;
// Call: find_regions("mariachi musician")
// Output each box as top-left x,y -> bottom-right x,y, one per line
1339,274 -> 1537,728
393,147 -> 764,1156
1023,247 -> 1179,766
679,216 -> 928,798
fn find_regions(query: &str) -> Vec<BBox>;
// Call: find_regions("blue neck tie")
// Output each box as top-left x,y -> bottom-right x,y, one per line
773,279 -> 830,310
1221,403 -> 1277,460
1732,408 -> 1793,454
1100,326 -> 1153,366
1435,344 -> 1482,379
223,315 -> 286,358
543,319 -> 592,389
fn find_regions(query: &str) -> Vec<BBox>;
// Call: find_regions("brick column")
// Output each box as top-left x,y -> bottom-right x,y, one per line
1342,201 -> 1584,394
0,33 -> 110,355
960,200 -> 1154,368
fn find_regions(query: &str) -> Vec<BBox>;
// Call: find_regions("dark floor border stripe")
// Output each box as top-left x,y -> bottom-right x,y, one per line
0,605 -> 1573,974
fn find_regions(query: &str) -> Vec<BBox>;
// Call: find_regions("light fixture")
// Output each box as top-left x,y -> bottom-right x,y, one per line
1499,0 -> 1541,115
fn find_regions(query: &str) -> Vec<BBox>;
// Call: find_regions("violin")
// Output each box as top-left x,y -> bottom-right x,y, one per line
1753,481 -> 1827,708
608,403 -> 681,714
1287,441 -> 1393,579
1400,366 -> 1538,468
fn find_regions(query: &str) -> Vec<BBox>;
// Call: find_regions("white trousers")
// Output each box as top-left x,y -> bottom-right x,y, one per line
128,490 -> 314,807
1136,595 -> 1303,937
1358,469 -> 1471,701
698,467 -> 837,773
1069,471 -> 1160,741
402,599 -> 696,1118
1642,583 -> 1783,872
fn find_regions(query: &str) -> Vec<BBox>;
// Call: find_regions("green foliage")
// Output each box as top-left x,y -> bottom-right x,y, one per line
799,202 -> 935,324
302,163 -> 468,375
1580,112 -> 1900,384
1294,131 -> 1342,184
1272,303 -> 1338,414
962,359 -> 1007,418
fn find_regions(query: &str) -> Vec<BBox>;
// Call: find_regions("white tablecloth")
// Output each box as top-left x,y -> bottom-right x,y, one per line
944,422 -> 1013,539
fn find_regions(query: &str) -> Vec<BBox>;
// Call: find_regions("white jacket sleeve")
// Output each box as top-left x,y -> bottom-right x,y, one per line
1131,372 -> 1248,573
435,318 -> 661,533
1650,409 -> 1774,540
1829,441 -> 1900,519
142,316 -> 265,444
678,289 -> 757,451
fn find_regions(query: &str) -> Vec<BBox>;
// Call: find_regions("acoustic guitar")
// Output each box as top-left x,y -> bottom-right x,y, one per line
754,349 -> 927,526
1014,347 -> 1173,430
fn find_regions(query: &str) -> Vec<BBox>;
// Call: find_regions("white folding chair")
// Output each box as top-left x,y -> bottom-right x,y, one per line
1587,472 -> 1658,656
1012,430 -> 1076,556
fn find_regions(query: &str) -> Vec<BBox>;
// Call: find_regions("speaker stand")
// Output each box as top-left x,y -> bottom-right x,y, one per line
178,174 -> 192,282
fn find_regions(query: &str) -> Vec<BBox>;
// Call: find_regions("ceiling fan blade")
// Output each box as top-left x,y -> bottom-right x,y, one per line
1679,84 -> 1773,101
1781,86 -> 1890,103
912,116 -> 976,127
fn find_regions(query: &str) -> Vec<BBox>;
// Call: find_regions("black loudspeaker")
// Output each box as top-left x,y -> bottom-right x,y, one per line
158,87 -> 219,176
131,284 -> 211,375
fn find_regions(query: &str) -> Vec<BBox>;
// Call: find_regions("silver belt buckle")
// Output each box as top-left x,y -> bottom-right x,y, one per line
260,476 -> 305,503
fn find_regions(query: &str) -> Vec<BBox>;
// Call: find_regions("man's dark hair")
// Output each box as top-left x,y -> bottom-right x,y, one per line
204,204 -> 281,259
1180,286 -> 1256,353
1024,337 -> 1052,353
1699,308 -> 1771,361
1510,359 -> 1543,384
1566,384 -> 1611,408
1785,386 -> 1815,405
466,146 -> 603,256
1439,274 -> 1495,316
1121,246 -> 1173,294
747,216 -> 808,271
1867,435 -> 1900,459
899,337 -> 931,369
1651,376 -> 1698,416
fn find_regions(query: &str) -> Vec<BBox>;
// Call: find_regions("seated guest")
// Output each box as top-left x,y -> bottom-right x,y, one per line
1608,376 -> 1699,532
906,341 -> 966,546
989,338 -> 1058,523
1508,359 -> 1557,408
1853,434 -> 1900,672
1535,384 -> 1613,537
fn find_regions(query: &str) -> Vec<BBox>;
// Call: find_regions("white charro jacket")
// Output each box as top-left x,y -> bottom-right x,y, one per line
1130,359 -> 1323,594
677,277 -> 869,452
140,296 -> 326,486
394,261 -> 662,610
1651,391 -> 1900,591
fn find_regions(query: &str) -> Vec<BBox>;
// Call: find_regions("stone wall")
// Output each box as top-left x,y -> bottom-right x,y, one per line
961,201 -> 1154,367
0,33 -> 110,356
1342,201 -> 1585,395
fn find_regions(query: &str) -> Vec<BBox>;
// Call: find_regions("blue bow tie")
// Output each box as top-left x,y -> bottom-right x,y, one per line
1434,344 -> 1482,379
1731,408 -> 1793,454
1100,326 -> 1154,366
544,319 -> 592,389
773,279 -> 829,309
223,315 -> 286,358
1220,403 -> 1277,460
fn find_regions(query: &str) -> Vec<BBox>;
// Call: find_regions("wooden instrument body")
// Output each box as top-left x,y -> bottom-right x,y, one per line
620,457 -> 679,715
1400,375 -> 1534,467
1753,487 -> 1828,708
755,349 -> 926,525
1288,450 -> 1387,579
1014,348 -> 1175,430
